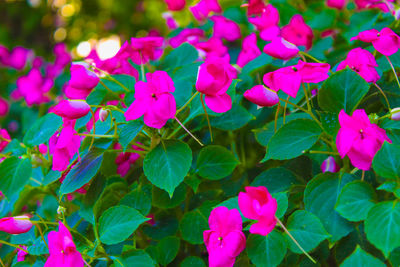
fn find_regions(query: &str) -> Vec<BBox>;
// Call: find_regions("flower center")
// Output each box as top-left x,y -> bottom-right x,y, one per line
351,66 -> 359,72
292,67 -> 298,72
359,129 -> 364,139
377,33 -> 380,37
218,236 -> 223,247
151,93 -> 156,98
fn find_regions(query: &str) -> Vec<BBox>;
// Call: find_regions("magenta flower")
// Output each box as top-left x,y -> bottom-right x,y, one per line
337,47 -> 380,83
15,68 -> 53,106
162,12 -> 179,30
44,222 -> 84,267
244,85 -> 279,107
164,0 -> 185,11
203,206 -> 246,267
248,4 -> 280,41
125,71 -> 176,129
263,37 -> 299,60
327,0 -> 347,9
39,144 -> 48,154
0,97 -> 9,117
129,37 -> 164,65
49,120 -> 81,171
237,33 -> 262,67
238,186 -> 277,236
0,129 -> 10,153
336,109 -> 391,170
195,37 -> 228,59
211,16 -> 241,42
0,216 -> 33,234
263,60 -> 330,98
65,63 -> 99,100
281,14 -> 314,50
169,28 -> 205,48
247,0 -> 267,15
321,156 -> 340,173
351,28 -> 400,56
52,100 -> 91,120
114,143 -> 142,177
17,246 -> 28,262
190,0 -> 222,21
391,107 -> 400,121
6,46 -> 31,70
0,45 -> 8,66
196,57 -> 234,113
355,0 -> 394,13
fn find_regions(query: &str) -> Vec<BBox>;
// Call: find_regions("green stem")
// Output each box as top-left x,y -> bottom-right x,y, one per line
302,83 -> 311,112
111,149 -> 147,156
0,240 -> 28,253
373,83 -> 391,110
200,93 -> 213,142
378,108 -> 400,120
278,97 -> 323,129
299,51 -> 323,64
77,133 -> 116,138
176,91 -> 199,115
307,150 -> 339,155
386,56 -> 400,92
274,102 -> 280,133
283,96 -> 289,125
174,117 -> 204,146
132,142 -> 149,151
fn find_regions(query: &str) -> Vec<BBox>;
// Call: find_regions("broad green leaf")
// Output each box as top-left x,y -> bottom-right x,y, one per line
372,142 -> 400,179
335,181 -> 376,222
196,145 -> 239,180
365,201 -> 400,257
265,119 -> 322,161
119,249 -> 155,267
218,196 -> 249,222
27,237 -> 48,255
304,173 -> 355,242
180,256 -> 206,267
152,183 -> 187,209
273,192 -> 288,219
286,210 -> 330,253
210,104 -> 254,130
340,246 -> 386,267
120,185 -> 152,216
247,230 -> 287,267
118,120 -> 144,151
98,205 -> 149,245
319,111 -> 340,137
318,68 -> 369,113
156,236 -> 180,266
251,167 -> 298,193
60,148 -> 104,195
162,43 -> 198,69
0,157 -> 32,198
144,140 -> 192,196
23,113 -> 62,147
179,209 -> 208,244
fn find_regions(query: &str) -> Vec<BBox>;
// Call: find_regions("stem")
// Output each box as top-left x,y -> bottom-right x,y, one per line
104,77 -> 129,92
283,96 -> 289,125
299,51 -> 323,64
302,83 -> 311,111
174,117 -> 204,146
307,150 -> 339,155
0,257 -> 4,267
276,217 -> 317,264
0,240 -> 29,253
386,56 -> 400,92
378,108 -> 400,120
89,109 -> 96,151
77,133 -> 116,138
99,79 -> 118,97
176,91 -> 199,115
350,168 -> 359,174
373,83 -> 391,110
278,97 -> 323,129
361,170 -> 365,181
140,53 -> 146,82
274,102 -> 280,133
132,142 -> 149,151
111,149 -> 147,156
34,222 -> 49,249
200,94 -> 213,142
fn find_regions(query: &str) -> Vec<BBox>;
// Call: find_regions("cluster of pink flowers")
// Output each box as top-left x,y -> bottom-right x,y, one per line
204,186 -> 277,267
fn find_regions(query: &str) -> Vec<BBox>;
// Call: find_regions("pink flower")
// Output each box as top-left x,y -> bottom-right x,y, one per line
391,107 -> 400,121
125,71 -> 176,128
65,63 -> 99,100
0,97 -> 9,117
203,206 -> 246,267
6,46 -> 31,70
0,216 -> 33,234
46,43 -> 72,78
0,45 -> 8,66
237,33 -> 262,67
15,68 -> 53,106
0,129 -> 10,152
211,16 -> 241,42
263,37 -> 299,60
351,28 -> 400,56
129,37 -> 164,65
244,85 -> 279,107
49,120 -> 81,171
263,60 -> 330,98
17,246 -> 28,262
327,0 -> 347,9
190,0 -> 222,21
281,15 -> 314,50
195,37 -> 228,59
196,57 -> 234,113
321,156 -> 340,173
355,0 -> 394,13
39,144 -> 48,154
45,222 -> 84,267
247,0 -> 267,15
238,186 -> 277,236
336,109 -> 391,170
169,28 -> 205,48
52,100 -> 91,120
162,12 -> 179,30
114,143 -> 142,176
337,47 -> 380,83
248,4 -> 280,41
164,0 -> 185,11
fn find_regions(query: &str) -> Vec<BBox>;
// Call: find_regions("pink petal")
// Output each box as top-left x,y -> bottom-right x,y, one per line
243,85 -> 279,107
350,29 -> 379,42
125,98 -> 149,121
204,94 -> 232,113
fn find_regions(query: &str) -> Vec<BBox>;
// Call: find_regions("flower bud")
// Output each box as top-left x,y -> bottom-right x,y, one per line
57,206 -> 66,215
391,107 -> 400,121
0,215 -> 33,234
99,108 -> 109,122
321,156 -> 340,173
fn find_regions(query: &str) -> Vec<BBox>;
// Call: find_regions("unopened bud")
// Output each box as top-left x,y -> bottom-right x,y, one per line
57,206 -> 66,215
99,108 -> 109,122
391,107 -> 400,121
321,156 -> 340,173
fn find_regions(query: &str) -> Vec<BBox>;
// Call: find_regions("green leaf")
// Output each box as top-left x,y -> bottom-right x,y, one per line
152,183 -> 187,209
340,246 -> 386,267
119,249 -> 156,267
318,68 -> 369,113
179,209 -> 208,244
60,148 -> 104,195
120,185 -> 152,216
273,192 -> 288,219
118,120 -> 144,151
265,119 -> 322,161
335,181 -> 376,222
286,210 -> 330,253
210,104 -> 254,131
156,236 -> 180,266
162,43 -> 198,69
23,113 -> 62,147
196,145 -> 239,180
365,201 -> 400,257
0,157 -> 32,198
27,237 -> 48,255
247,230 -> 287,267
372,142 -> 400,179
98,205 -> 149,245
218,196 -> 249,222
143,140 -> 192,196
180,256 -> 206,267
319,111 -> 340,137
304,173 -> 355,242
251,167 -> 298,193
